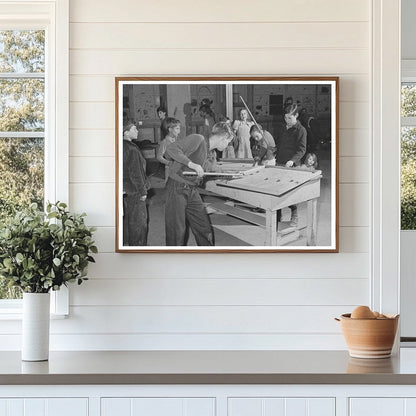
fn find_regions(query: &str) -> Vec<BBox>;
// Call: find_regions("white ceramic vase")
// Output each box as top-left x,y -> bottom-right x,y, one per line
22,292 -> 50,361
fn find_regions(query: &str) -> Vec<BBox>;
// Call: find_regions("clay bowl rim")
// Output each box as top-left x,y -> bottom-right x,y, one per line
340,313 -> 400,320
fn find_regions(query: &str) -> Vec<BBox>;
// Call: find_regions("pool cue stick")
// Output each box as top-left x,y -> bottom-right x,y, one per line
239,95 -> 266,166
239,95 -> 264,137
183,171 -> 243,177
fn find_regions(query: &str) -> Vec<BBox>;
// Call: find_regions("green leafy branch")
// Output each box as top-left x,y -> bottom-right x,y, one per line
0,202 -> 97,293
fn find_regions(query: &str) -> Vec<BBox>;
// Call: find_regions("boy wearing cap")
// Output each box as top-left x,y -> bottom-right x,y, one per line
123,122 -> 150,246
276,104 -> 307,226
276,104 -> 307,167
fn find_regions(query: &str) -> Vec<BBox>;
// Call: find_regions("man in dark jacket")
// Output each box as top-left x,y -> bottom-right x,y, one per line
123,122 -> 150,246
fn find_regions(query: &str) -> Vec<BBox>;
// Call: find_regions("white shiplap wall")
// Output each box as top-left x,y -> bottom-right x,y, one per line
54,0 -> 372,350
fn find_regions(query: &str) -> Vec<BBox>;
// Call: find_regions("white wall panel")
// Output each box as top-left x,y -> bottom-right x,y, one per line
70,0 -> 369,23
339,129 -> 369,157
339,227 -> 369,253
50,305 -> 357,334
70,102 -> 114,129
70,22 -> 368,50
69,129 -> 114,157
86,253 -> 369,279
339,184 -> 369,227
69,183 -> 114,226
92,227 -> 115,253
339,102 -> 369,129
70,75 -> 114,102
339,157 -> 369,183
70,278 -> 368,306
339,76 -> 369,102
70,75 -> 369,103
0,332 -> 347,350
61,0 -> 373,350
70,49 -> 368,76
70,157 -> 114,183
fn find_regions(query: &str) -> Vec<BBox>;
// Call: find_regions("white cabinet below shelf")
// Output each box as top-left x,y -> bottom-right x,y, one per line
228,397 -> 335,416
350,398 -> 416,416
0,398 -> 88,416
101,397 -> 215,416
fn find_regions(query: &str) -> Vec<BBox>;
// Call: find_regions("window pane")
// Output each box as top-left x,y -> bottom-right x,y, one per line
401,127 -> 416,230
0,137 -> 43,299
0,30 -> 45,73
401,83 -> 416,117
0,137 -> 44,218
0,78 -> 44,131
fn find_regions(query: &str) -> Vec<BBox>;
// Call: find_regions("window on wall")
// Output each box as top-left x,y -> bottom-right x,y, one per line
0,30 -> 45,300
0,0 -> 69,314
401,82 -> 416,230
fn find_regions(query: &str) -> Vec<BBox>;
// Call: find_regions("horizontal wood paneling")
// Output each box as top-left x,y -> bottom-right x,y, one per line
70,22 -> 368,50
70,0 -> 369,23
85,253 -> 369,279
339,157 -> 369,183
339,129 -> 369,157
70,74 -> 369,103
339,184 -> 369,227
71,278 -> 368,306
69,129 -> 114,157
0,333 -> 347,350
339,102 -> 369,129
339,227 -> 369,253
69,183 -> 114,226
59,0 -> 373,351
53,305 -> 353,334
69,49 -> 368,76
0,306 -> 354,335
69,157 -> 114,183
70,76 -> 114,102
70,103 -> 114,129
90,227 -> 115,253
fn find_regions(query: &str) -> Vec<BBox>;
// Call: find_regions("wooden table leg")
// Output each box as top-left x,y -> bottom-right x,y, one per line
265,209 -> 277,246
307,199 -> 318,245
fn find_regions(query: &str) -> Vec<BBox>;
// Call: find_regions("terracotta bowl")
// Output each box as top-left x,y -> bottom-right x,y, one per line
337,313 -> 399,359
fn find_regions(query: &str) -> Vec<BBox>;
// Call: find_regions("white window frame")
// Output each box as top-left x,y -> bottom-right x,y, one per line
399,60 -> 416,340
371,0 -> 401,323
0,0 -> 69,317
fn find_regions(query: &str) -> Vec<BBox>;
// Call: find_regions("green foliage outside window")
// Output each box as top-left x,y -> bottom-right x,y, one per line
0,30 -> 45,299
401,84 -> 416,230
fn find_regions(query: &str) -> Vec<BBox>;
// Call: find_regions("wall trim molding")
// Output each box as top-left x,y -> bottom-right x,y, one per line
371,0 -> 401,315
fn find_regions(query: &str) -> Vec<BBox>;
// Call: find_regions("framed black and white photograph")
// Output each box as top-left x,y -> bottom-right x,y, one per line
115,77 -> 338,253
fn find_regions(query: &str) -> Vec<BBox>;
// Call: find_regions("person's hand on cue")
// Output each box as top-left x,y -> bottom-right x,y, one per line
188,162 -> 204,177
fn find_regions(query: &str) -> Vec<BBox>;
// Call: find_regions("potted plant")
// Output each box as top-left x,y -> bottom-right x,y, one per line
0,202 -> 97,361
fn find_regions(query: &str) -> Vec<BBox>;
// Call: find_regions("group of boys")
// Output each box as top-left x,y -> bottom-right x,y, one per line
123,104 -> 307,247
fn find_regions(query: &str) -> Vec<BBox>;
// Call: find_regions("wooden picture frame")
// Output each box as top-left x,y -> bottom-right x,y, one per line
115,77 -> 339,253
